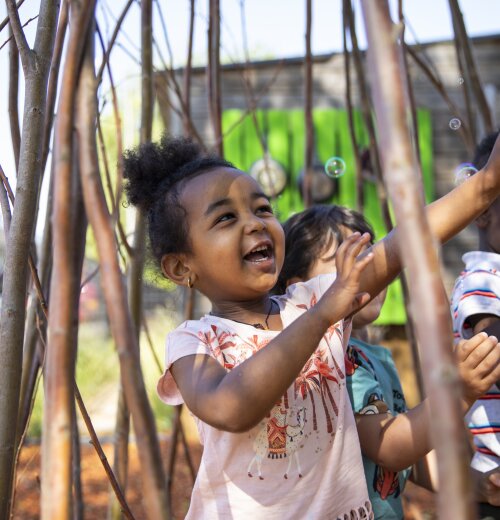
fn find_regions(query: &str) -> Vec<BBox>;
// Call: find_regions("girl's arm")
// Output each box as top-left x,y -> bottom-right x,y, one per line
171,233 -> 373,433
356,333 -> 500,472
358,134 -> 500,299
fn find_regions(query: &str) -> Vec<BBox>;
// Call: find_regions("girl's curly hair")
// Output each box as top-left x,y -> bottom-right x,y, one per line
123,134 -> 234,263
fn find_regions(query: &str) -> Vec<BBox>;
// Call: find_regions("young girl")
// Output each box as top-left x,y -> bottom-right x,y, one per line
279,205 -> 500,519
124,134 -> 500,519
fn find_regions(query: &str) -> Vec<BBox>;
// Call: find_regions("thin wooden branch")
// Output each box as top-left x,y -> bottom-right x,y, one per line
41,0 -> 69,174
95,25 -> 132,261
141,314 -> 163,375
397,2 -> 421,169
361,2 -> 474,518
76,382 -> 136,520
96,0 -> 135,85
344,0 -> 392,230
183,0 -> 195,135
0,0 -> 25,34
153,0 -> 196,136
16,168 -> 53,451
208,0 -> 223,155
303,0 -> 313,208
405,44 -> 475,153
342,0 -> 363,212
0,165 -> 12,238
5,0 -> 30,70
153,0 -> 176,67
9,364 -> 43,519
0,15 -> 39,51
154,70 -> 207,151
216,59 -> 286,145
71,404 -> 84,520
8,27 -> 21,171
110,1 -> 154,516
448,0 -> 493,135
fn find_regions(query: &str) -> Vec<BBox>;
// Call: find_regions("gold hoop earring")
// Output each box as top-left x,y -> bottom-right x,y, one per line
187,276 -> 193,289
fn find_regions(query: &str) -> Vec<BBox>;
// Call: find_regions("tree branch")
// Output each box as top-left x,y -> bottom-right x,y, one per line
0,0 -> 25,34
5,0 -> 30,70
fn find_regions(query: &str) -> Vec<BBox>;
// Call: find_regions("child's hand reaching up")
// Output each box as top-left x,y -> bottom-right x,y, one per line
455,332 -> 500,409
317,232 -> 374,325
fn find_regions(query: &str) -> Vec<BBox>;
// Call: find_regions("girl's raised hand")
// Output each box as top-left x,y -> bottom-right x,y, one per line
455,332 -> 500,408
319,232 -> 374,324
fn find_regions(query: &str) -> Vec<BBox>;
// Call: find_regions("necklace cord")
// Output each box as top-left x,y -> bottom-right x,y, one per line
210,299 -> 276,330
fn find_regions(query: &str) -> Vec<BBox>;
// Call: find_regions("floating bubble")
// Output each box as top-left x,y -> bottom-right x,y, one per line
449,118 -> 461,131
458,77 -> 464,85
454,163 -> 478,185
324,156 -> 346,179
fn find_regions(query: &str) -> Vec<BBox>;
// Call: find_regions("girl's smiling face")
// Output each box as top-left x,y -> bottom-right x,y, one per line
169,167 -> 285,303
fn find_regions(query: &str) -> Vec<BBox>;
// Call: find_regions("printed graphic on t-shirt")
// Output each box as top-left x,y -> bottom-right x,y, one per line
196,290 -> 348,481
245,341 -> 346,480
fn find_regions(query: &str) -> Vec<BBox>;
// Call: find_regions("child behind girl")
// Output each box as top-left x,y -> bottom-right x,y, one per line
124,134 -> 500,519
451,130 -> 500,519
279,205 -> 500,519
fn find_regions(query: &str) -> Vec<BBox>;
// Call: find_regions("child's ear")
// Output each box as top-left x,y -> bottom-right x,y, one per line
161,253 -> 193,287
475,208 -> 491,229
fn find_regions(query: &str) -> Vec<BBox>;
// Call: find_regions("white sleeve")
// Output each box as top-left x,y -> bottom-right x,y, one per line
451,270 -> 500,339
157,322 -> 214,405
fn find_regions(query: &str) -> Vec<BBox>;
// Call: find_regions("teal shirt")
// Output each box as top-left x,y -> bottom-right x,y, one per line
345,338 -> 411,520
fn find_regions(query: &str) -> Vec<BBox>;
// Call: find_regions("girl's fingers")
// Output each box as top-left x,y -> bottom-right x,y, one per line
466,335 -> 499,370
335,232 -> 361,271
338,232 -> 371,273
346,232 -> 371,260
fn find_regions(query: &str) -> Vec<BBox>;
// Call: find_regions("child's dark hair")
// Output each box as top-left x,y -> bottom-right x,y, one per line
473,130 -> 500,170
276,205 -> 375,293
123,135 -> 234,264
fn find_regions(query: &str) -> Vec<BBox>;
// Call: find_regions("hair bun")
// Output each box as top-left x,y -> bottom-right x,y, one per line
123,135 -> 203,211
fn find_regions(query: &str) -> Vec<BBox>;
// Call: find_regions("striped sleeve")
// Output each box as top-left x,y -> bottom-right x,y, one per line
451,263 -> 500,340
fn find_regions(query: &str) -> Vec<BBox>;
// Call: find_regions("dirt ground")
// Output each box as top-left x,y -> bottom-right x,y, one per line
12,439 -> 436,519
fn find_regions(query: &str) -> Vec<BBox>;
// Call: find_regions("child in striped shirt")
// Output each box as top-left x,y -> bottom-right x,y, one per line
451,130 -> 500,518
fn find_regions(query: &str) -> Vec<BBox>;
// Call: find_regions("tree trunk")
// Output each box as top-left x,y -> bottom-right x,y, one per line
76,12 -> 169,518
361,2 -> 475,518
0,2 -> 59,517
109,2 -> 153,517
41,1 -> 94,517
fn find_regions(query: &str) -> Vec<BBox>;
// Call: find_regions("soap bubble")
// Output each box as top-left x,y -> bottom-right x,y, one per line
324,157 -> 346,178
454,163 -> 478,185
449,118 -> 461,130
458,77 -> 464,85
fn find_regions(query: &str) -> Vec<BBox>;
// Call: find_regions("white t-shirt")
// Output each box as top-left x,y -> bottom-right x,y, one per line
451,251 -> 500,473
158,274 -> 373,519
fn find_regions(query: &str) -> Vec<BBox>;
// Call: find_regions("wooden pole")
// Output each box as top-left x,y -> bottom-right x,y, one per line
361,2 -> 475,518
